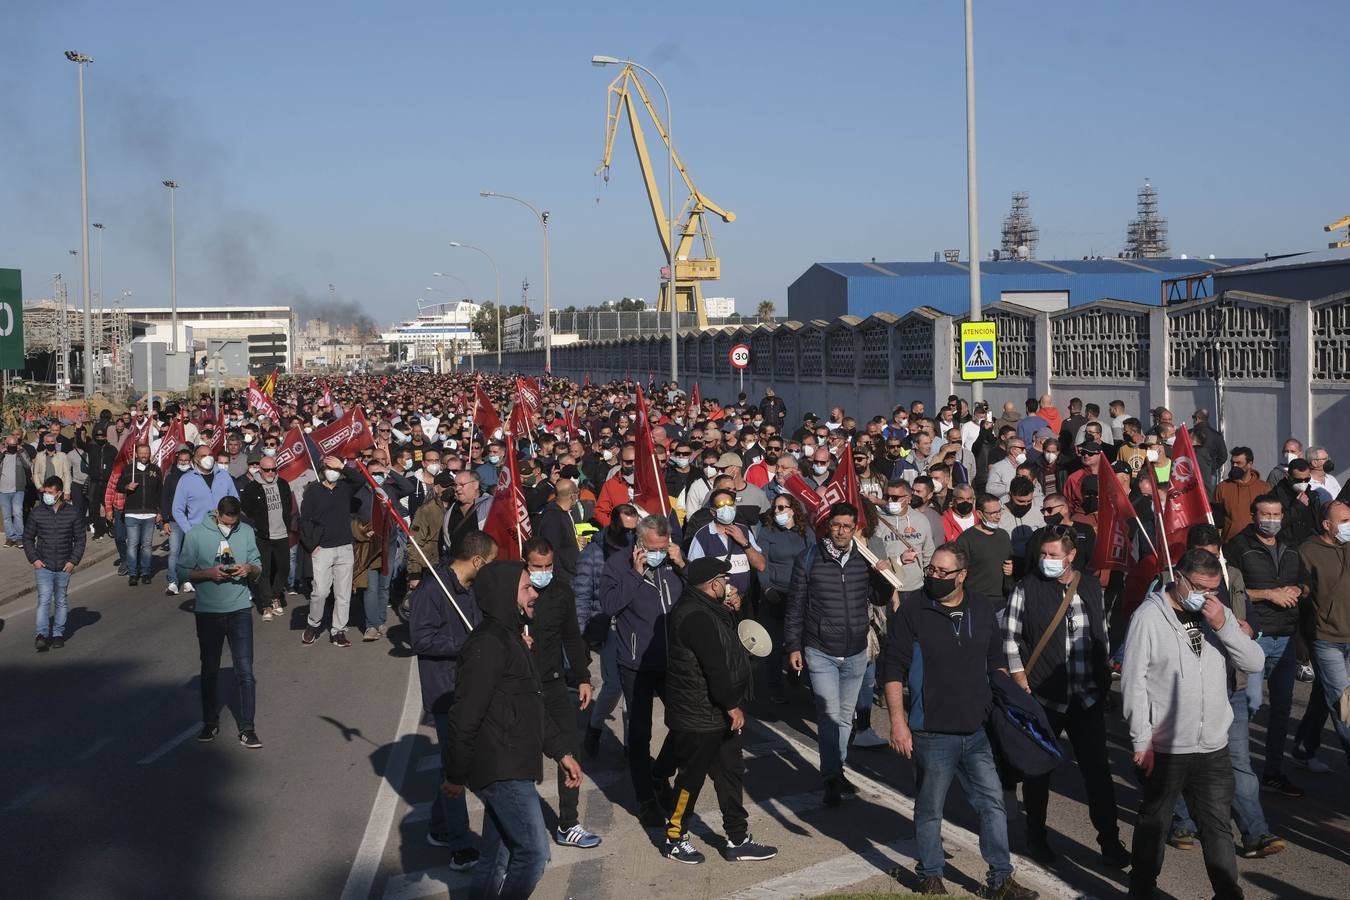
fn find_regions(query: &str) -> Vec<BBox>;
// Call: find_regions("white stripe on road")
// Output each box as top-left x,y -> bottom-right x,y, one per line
340,660 -> 421,900
752,720 -> 1077,898
137,722 -> 204,765
78,735 -> 116,760
720,840 -> 916,900
0,567 -> 125,620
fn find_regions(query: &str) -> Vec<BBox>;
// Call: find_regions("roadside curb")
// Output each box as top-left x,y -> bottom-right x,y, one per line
0,539 -> 122,607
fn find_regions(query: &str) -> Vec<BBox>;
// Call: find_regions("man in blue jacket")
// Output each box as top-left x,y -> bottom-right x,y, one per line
171,444 -> 240,598
599,513 -> 686,826
884,543 -> 1037,900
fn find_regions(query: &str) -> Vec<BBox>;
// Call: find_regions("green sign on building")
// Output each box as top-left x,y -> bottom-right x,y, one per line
0,269 -> 24,370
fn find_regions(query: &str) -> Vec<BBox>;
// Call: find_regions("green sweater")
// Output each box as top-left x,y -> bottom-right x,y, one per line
177,513 -> 262,614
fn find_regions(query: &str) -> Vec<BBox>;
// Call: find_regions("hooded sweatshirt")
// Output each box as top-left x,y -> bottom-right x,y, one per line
1121,588 -> 1264,755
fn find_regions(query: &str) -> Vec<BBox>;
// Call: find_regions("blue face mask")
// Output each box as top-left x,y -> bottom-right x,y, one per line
645,550 -> 667,568
42,493 -> 57,506
1040,558 -> 1066,579
774,511 -> 792,528
373,474 -> 386,485
529,570 -> 553,589
1181,589 -> 1207,613
714,505 -> 737,525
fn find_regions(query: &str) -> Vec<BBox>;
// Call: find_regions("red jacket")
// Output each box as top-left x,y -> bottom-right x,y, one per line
593,475 -> 634,528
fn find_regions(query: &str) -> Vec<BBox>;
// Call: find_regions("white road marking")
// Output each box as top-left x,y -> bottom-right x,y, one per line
340,660 -> 421,900
0,567 -> 130,620
720,840 -> 916,900
78,735 -> 116,760
136,722 -> 204,765
3,781 -> 47,812
752,720 -> 1076,898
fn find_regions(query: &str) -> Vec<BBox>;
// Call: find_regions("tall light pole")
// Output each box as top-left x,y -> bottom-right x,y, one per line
66,51 -> 95,396
448,242 -> 502,367
480,192 -> 549,372
162,180 -> 180,352
91,222 -> 105,307
592,55 -> 678,385
963,0 -> 983,406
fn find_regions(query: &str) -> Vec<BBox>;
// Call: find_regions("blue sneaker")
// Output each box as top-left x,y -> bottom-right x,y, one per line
663,834 -> 704,865
555,825 -> 602,849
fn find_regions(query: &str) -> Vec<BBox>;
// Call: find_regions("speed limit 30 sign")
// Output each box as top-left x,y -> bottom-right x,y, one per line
729,343 -> 750,369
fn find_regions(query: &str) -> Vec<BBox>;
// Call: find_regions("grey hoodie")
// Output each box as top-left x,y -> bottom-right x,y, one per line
1122,588 -> 1264,755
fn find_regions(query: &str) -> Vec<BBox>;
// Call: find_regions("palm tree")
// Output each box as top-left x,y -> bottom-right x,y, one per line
757,300 -> 776,323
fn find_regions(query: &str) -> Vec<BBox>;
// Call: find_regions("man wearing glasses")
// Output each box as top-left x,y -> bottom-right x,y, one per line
1063,442 -> 1105,520
884,544 -> 1036,899
240,455 -> 294,621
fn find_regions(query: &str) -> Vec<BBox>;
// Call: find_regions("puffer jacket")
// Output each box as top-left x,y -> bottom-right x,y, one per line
23,499 -> 87,569
598,545 -> 683,672
574,526 -> 632,634
1226,525 -> 1305,637
784,538 -> 891,658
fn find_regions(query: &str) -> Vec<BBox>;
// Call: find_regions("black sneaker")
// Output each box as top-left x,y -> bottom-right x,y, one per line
197,724 -> 220,743
302,626 -> 320,645
1240,833 -> 1287,858
984,876 -> 1039,900
823,777 -> 842,807
916,876 -> 949,895
663,834 -> 705,865
331,631 -> 351,648
1100,838 -> 1131,868
722,833 -> 777,861
1261,775 -> 1304,798
50,636 -> 65,649
583,726 -> 602,758
128,575 -> 138,586
238,730 -> 263,749
448,847 -> 480,871
838,772 -> 859,795
35,635 -> 50,652
1167,829 -> 1197,850
637,799 -> 666,828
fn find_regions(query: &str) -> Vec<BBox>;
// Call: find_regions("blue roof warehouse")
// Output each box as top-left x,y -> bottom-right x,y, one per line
787,257 -> 1255,321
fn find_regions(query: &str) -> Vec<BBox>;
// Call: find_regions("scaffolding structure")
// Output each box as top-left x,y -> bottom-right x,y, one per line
1124,178 -> 1170,258
1000,192 -> 1039,260
23,279 -> 134,399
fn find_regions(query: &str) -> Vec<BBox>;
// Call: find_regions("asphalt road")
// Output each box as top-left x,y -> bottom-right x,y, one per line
2,544 -> 1348,900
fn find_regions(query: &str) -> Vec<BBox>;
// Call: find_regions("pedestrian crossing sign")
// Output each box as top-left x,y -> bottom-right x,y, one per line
960,321 -> 997,381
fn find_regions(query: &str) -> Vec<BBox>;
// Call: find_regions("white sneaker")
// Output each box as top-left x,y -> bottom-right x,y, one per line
165,582 -> 179,596
183,582 -> 195,593
852,727 -> 888,749
1292,755 -> 1333,774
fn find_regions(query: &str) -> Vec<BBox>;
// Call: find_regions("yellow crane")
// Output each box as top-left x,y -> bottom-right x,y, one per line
1326,214 -> 1350,249
597,63 -> 734,327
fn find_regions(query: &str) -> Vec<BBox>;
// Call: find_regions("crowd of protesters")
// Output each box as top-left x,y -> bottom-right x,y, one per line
12,370 -> 1350,899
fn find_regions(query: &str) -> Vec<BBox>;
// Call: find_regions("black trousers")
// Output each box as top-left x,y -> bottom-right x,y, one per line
257,536 -> 291,604
541,677 -> 581,830
665,728 -> 748,844
618,667 -> 677,803
1129,748 -> 1243,900
1021,698 -> 1120,847
87,481 -> 110,536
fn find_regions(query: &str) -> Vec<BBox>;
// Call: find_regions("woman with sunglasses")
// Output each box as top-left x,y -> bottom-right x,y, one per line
754,494 -> 809,703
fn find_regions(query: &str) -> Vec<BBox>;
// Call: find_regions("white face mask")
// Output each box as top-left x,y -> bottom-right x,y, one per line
812,463 -> 829,476
1013,452 -> 1027,465
198,456 -> 215,471
1146,449 -> 1160,462
403,459 -> 414,470
1336,522 -> 1350,544
1286,451 -> 1300,464
602,449 -> 614,461
244,434 -> 254,444
324,468 -> 342,483
219,523 -> 233,537
714,505 -> 737,525
135,461 -> 147,471
263,447 -> 277,457
1040,557 -> 1066,579
703,464 -> 719,479
1292,480 -> 1310,493
931,479 -> 945,492
885,501 -> 903,516
177,462 -> 192,472
424,463 -> 442,476
1044,452 -> 1058,464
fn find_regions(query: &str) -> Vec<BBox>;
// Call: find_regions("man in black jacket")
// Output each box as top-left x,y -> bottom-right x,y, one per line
661,557 -> 777,865
784,501 -> 893,806
117,443 -> 163,587
884,543 -> 1036,900
534,479 -> 583,582
240,455 -> 294,620
84,427 -> 117,541
443,560 -> 582,900
523,537 -> 601,850
26,476 -> 87,651
300,455 -> 363,647
410,529 -> 494,870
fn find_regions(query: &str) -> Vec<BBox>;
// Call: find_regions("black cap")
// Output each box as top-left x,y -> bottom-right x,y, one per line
1080,441 -> 1104,454
802,412 -> 818,421
686,556 -> 732,586
434,471 -> 457,488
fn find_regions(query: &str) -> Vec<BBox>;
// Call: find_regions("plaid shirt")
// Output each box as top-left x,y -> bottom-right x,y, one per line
1003,584 -> 1097,713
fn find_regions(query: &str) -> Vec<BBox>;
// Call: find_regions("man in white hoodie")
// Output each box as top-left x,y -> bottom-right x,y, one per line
1122,548 -> 1264,900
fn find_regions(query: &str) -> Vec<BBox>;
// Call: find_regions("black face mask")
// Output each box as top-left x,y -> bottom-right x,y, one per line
44,445 -> 56,454
923,575 -> 958,601
1044,512 -> 1065,527
953,500 -> 974,516
911,496 -> 926,509
1008,501 -> 1033,518
1228,467 -> 1245,481
1082,496 -> 1100,514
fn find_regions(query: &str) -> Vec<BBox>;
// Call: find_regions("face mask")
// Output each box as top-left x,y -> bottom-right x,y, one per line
1229,466 -> 1245,481
774,511 -> 792,528
1045,512 -> 1064,526
1336,522 -> 1350,544
438,432 -> 449,440
1008,501 -> 1032,518
1292,480 -> 1310,493
324,468 -> 342,483
1146,449 -> 1160,463
645,549 -> 667,568
42,493 -> 57,506
198,456 -> 215,471
1286,452 -> 1299,464
303,426 -> 313,434
373,474 -> 386,485
911,496 -> 926,509
703,465 -> 719,479
622,472 -> 635,485
219,523 -> 233,537
1165,437 -> 1176,446
923,575 -> 957,601
1013,452 -> 1027,465
1180,590 -> 1207,613
931,479 -> 945,492
1044,452 -> 1057,464
262,447 -> 277,457
177,462 -> 192,472
812,463 -> 829,476
135,461 -> 147,472
249,465 -> 261,476
529,570 -> 554,589
789,450 -> 801,460
44,445 -> 56,454
671,456 -> 690,468
425,463 -> 442,476
244,434 -> 255,444
486,454 -> 504,467
885,501 -> 903,516
1040,557 -> 1066,579
953,501 -> 974,516
714,505 -> 737,525
1258,518 -> 1282,536
602,449 -> 614,462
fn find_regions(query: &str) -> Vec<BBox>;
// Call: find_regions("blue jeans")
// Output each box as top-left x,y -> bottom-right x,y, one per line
471,779 -> 551,899
1,490 -> 25,542
856,657 -> 877,722
288,543 -> 300,589
1172,689 -> 1269,845
124,516 -> 156,577
34,567 -> 72,637
912,729 -> 1013,886
1311,641 -> 1350,763
168,524 -> 184,586
429,712 -> 473,849
1245,634 -> 1298,778
803,646 -> 869,778
362,568 -> 390,629
195,608 -> 255,732
113,511 -> 127,566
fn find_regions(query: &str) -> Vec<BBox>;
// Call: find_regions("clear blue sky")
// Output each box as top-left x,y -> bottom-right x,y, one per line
2,0 -> 1344,322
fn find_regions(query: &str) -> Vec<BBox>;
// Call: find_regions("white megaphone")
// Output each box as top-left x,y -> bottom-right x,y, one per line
737,619 -> 773,658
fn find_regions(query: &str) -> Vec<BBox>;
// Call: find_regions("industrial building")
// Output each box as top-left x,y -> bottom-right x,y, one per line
787,256 -> 1256,320
124,305 -> 293,373
1211,247 -> 1350,300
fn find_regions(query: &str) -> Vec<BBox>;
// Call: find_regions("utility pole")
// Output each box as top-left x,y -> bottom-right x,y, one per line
66,51 -> 95,396
963,0 -> 983,406
163,180 -> 180,352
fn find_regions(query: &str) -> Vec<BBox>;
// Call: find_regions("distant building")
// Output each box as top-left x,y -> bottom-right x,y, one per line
1211,247 -> 1350,301
380,301 -> 483,363
124,305 -> 293,373
703,296 -> 736,319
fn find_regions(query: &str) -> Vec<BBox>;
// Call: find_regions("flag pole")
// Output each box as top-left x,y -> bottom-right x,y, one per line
1147,461 -> 1175,581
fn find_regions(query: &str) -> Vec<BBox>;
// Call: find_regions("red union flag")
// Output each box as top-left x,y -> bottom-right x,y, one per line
104,419 -> 151,513
631,384 -> 670,516
275,425 -> 313,482
782,472 -> 829,529
1160,425 -> 1213,559
152,420 -> 185,473
516,377 -> 542,414
248,377 -> 281,424
310,406 -> 373,460
482,427 -> 530,560
1090,452 -> 1135,572
811,444 -> 863,536
688,382 -> 700,419
474,383 -> 501,437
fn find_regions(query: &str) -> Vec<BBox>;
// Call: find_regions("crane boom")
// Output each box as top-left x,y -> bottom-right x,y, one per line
597,64 -> 735,325
1327,214 -> 1350,249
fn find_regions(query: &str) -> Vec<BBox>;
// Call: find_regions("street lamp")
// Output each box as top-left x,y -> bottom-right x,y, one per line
963,0 -> 983,406
448,242 -> 503,368
66,50 -> 95,396
91,223 -> 105,308
592,54 -> 679,385
480,191 -> 550,372
162,180 -> 180,352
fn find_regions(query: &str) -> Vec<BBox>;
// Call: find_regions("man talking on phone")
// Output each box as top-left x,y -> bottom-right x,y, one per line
178,495 -> 264,749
